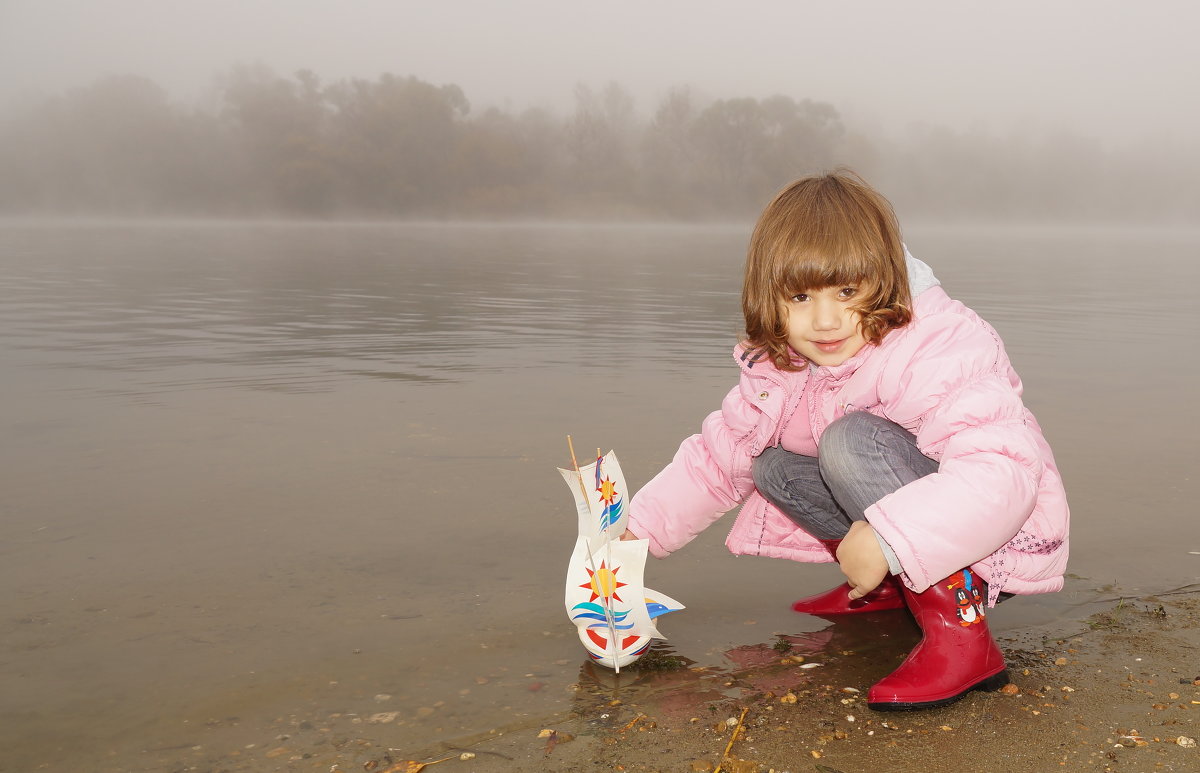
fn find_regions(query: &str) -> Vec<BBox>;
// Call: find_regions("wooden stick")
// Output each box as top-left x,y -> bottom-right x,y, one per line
619,713 -> 647,733
597,446 -> 617,668
567,435 -> 589,502
713,707 -> 748,773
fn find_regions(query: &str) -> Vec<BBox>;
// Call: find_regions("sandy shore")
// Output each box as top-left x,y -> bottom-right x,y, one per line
151,590 -> 1200,773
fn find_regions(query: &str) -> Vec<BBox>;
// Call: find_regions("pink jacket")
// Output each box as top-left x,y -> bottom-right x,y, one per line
627,285 -> 1069,606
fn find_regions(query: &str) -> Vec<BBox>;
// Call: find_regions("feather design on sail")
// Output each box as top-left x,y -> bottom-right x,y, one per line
559,450 -> 629,545
594,457 -> 624,531
560,447 -> 684,670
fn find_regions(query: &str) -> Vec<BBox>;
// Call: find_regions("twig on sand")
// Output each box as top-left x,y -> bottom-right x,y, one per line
381,755 -> 454,773
713,706 -> 749,773
620,713 -> 647,732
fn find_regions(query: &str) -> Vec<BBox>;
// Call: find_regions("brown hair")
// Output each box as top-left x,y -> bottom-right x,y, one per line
741,169 -> 912,370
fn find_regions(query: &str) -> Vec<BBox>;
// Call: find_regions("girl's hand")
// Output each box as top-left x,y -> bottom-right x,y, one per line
619,529 -> 640,541
836,521 -> 890,600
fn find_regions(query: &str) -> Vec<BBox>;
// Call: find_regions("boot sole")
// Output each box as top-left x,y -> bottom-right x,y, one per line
791,591 -> 907,616
790,602 -> 906,616
867,669 -> 1010,712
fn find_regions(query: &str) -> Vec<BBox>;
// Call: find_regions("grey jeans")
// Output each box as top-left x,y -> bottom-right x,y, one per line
751,411 -> 938,541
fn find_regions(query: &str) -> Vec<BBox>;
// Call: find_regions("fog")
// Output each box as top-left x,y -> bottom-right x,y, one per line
1,0 -> 1198,221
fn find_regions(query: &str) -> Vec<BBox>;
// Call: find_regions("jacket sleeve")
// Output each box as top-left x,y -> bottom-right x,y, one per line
627,383 -> 763,557
865,312 -> 1044,592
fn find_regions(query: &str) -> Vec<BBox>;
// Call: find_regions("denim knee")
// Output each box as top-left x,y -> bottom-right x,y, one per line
751,446 -> 850,539
751,445 -> 790,501
818,411 -> 937,520
817,412 -> 886,481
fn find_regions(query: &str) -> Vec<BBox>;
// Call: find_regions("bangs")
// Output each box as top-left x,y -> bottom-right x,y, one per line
776,237 -> 880,299
751,171 -> 900,301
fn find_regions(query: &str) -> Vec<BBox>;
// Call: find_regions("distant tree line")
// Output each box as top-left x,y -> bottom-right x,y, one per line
0,66 -> 1194,222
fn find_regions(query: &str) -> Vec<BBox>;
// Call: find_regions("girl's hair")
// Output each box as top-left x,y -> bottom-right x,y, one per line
741,169 -> 912,371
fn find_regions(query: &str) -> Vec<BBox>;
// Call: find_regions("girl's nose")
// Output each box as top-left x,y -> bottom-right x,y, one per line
812,299 -> 840,330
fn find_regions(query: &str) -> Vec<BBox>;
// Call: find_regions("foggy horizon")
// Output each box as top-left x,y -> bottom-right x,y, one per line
3,1 -> 1199,146
1,1 -> 1198,222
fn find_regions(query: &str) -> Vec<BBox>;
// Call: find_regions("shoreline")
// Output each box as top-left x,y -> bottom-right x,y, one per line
417,591 -> 1200,773
110,590 -> 1199,773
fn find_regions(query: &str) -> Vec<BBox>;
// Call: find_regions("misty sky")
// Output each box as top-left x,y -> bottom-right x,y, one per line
2,0 -> 1197,145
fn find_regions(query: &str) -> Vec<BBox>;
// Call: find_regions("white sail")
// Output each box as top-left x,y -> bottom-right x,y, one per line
557,450 -> 629,544
560,449 -> 682,669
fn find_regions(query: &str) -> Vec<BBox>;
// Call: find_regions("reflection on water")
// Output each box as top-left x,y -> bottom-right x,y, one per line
0,221 -> 1198,770
0,223 -> 746,397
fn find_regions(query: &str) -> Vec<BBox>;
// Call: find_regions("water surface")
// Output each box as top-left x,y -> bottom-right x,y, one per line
1,220 -> 1197,769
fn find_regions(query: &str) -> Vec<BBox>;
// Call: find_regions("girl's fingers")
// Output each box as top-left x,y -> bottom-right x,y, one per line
846,578 -> 879,600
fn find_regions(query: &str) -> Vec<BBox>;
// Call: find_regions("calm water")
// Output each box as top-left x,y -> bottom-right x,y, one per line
1,221 -> 1198,769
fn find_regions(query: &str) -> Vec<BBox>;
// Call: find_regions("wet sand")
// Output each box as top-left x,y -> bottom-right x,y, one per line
60,589 -> 1198,773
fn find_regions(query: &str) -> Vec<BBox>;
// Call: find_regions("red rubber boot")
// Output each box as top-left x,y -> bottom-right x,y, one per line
791,539 -> 906,615
867,568 -> 1009,711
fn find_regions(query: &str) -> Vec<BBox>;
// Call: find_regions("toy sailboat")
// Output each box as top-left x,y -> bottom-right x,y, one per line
560,445 -> 684,671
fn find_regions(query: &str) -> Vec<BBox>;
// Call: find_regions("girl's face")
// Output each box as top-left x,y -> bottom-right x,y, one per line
780,285 -> 869,367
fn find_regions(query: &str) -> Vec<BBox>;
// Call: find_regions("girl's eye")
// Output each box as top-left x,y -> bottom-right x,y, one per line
839,287 -> 858,299
790,293 -> 809,303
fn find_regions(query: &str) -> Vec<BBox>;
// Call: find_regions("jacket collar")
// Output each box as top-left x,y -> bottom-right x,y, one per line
733,340 -> 876,383
734,343 -> 786,380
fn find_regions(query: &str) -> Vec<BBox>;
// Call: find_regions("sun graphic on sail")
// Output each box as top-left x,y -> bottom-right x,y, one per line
579,560 -> 625,603
597,476 -> 618,505
593,466 -> 624,531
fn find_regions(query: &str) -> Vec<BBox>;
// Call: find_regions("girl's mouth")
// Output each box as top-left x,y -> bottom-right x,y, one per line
813,339 -> 846,353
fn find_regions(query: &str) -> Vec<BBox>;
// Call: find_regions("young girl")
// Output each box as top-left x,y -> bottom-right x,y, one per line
622,170 -> 1069,711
